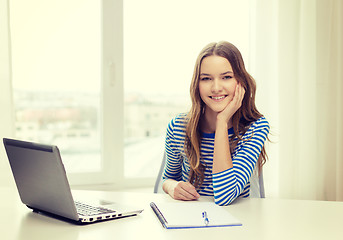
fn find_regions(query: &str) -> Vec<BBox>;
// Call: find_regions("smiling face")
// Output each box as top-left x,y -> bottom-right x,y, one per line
199,55 -> 238,116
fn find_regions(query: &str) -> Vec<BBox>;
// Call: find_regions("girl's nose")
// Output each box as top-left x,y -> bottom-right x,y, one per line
211,79 -> 222,93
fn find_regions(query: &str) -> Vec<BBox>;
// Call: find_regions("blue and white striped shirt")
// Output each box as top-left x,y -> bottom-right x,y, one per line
163,113 -> 270,206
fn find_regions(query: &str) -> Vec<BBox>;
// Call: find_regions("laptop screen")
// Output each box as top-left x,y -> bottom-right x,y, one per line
3,138 -> 79,220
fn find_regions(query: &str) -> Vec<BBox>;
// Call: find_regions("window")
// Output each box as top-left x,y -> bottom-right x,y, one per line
9,0 -> 121,185
9,0 -> 251,188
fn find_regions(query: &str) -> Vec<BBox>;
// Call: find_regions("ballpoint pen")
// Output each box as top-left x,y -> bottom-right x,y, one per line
202,211 -> 209,226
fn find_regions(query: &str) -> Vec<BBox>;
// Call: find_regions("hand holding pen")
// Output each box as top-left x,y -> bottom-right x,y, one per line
163,179 -> 200,201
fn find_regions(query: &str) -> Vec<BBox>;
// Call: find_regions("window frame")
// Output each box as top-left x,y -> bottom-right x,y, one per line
69,0 -> 124,186
71,0 -> 155,188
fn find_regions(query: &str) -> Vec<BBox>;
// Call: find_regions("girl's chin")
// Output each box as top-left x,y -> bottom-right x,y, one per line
205,106 -> 226,115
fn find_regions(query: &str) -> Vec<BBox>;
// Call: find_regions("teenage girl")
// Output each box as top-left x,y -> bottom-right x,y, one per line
162,41 -> 270,206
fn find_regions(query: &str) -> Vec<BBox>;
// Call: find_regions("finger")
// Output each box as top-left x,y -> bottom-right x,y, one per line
238,85 -> 245,104
174,188 -> 196,200
182,182 -> 200,198
236,83 -> 244,106
173,184 -> 191,200
179,187 -> 198,200
232,83 -> 241,105
178,191 -> 197,200
175,182 -> 199,200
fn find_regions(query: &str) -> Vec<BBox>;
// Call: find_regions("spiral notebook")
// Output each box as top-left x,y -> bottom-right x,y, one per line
150,201 -> 242,229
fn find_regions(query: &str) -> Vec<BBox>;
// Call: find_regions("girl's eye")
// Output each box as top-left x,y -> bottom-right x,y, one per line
200,77 -> 211,81
223,75 -> 233,80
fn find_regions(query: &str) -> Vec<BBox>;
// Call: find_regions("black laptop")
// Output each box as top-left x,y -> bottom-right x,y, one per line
3,138 -> 143,224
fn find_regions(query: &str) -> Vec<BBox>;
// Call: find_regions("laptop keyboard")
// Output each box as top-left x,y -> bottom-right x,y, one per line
75,201 -> 116,216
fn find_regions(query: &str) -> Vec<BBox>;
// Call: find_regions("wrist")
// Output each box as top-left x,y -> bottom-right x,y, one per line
163,179 -> 178,196
216,118 -> 229,129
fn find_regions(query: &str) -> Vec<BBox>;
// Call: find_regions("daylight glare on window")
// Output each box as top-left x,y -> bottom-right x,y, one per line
10,0 -> 101,173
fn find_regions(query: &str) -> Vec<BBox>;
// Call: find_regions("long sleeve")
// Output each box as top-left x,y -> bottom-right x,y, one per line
162,114 -> 187,182
212,117 -> 270,205
162,114 -> 270,206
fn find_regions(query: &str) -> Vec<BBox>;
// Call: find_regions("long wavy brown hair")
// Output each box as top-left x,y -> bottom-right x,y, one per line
185,41 -> 268,189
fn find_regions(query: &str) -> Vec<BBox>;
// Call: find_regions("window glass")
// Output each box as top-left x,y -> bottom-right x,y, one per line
10,0 -> 101,173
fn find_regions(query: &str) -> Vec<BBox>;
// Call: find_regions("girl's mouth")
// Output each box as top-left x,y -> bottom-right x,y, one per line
210,95 -> 227,100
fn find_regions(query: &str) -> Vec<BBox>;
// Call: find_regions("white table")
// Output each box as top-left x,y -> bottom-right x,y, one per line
1,187 -> 342,240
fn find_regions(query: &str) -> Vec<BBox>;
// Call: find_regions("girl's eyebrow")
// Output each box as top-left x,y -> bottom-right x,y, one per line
220,71 -> 233,75
200,71 -> 233,76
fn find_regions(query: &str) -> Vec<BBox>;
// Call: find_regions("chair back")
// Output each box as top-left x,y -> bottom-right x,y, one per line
250,169 -> 265,198
153,152 -> 166,193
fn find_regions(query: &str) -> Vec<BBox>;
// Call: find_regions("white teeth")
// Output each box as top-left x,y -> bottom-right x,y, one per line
211,96 -> 225,100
